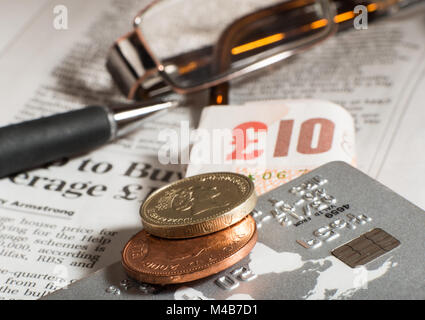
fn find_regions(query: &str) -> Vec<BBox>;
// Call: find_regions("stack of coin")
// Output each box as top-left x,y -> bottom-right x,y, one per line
121,172 -> 258,285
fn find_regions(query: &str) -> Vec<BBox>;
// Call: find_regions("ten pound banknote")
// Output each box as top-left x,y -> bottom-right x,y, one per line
186,100 -> 356,195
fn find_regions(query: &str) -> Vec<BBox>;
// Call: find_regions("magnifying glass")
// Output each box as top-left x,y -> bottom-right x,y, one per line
0,0 -> 410,178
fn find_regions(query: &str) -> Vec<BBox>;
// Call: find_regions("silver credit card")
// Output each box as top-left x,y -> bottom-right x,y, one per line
44,161 -> 425,300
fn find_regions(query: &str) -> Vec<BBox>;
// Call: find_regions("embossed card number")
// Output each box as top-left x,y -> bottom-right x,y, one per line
253,175 -> 338,229
297,213 -> 372,249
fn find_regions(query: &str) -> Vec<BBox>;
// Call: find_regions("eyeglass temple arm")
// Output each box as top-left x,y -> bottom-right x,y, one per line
210,0 -> 337,105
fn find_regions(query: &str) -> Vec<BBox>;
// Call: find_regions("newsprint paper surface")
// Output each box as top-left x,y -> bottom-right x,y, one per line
0,0 -> 424,299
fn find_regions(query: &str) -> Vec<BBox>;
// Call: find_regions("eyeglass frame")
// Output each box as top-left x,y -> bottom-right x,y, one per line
107,0 -> 338,100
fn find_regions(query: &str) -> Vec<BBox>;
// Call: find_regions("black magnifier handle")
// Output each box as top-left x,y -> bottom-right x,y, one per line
0,101 -> 177,178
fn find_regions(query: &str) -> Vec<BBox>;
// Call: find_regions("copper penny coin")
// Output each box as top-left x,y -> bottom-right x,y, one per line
140,172 -> 257,239
122,215 -> 257,285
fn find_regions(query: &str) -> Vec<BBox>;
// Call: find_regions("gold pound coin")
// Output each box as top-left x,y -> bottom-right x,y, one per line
140,172 -> 257,238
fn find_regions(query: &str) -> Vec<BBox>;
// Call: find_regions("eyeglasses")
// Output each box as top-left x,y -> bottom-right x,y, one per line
106,0 -> 419,100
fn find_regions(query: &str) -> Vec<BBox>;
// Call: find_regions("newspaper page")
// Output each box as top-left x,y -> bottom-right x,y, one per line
0,0 -> 49,55
0,0 -> 201,299
228,4 -> 425,209
0,0 -> 424,300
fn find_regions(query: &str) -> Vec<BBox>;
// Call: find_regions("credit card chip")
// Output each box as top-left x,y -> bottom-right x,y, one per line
332,228 -> 400,268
